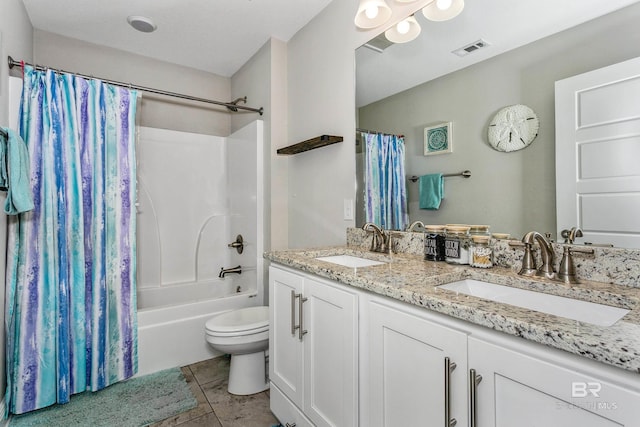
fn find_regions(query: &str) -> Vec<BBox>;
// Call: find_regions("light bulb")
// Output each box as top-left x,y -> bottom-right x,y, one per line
365,5 -> 379,19
436,0 -> 452,10
396,19 -> 411,34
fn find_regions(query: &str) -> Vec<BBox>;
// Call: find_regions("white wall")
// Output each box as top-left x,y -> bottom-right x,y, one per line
230,38 -> 288,304
0,0 -> 33,407
227,120 -> 264,303
286,0 -> 432,248
231,38 -> 289,254
33,31 -> 232,136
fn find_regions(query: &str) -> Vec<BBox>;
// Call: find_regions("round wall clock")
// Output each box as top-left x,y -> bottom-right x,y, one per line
487,104 -> 539,152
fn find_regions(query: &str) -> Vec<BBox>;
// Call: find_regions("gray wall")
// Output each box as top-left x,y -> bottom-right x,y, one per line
231,37 -> 289,253
229,37 -> 289,304
357,3 -> 640,239
34,31 -> 232,136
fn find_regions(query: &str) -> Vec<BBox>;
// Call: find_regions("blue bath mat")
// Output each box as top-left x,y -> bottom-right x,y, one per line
9,367 -> 197,427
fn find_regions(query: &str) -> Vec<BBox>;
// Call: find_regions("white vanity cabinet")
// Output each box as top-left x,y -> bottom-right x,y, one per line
269,262 -> 640,427
362,297 -> 468,427
468,334 -> 640,427
269,265 -> 358,427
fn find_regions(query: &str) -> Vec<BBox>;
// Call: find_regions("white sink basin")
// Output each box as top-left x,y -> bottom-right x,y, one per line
315,255 -> 386,268
437,279 -> 629,327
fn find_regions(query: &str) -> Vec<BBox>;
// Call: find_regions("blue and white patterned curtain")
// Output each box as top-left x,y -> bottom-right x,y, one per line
362,132 -> 409,230
5,65 -> 138,415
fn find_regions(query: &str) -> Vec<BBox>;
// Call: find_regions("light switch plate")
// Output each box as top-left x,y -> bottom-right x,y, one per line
343,199 -> 354,221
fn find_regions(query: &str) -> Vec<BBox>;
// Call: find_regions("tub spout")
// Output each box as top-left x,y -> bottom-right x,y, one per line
219,265 -> 242,278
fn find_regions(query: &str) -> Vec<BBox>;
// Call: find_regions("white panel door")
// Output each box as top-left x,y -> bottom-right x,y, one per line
556,56 -> 640,248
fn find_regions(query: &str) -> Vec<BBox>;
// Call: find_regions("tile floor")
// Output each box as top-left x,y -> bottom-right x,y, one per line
151,356 -> 279,427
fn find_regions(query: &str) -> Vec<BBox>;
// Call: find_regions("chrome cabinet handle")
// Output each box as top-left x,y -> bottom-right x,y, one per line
444,357 -> 457,427
298,295 -> 308,341
469,369 -> 483,427
290,290 -> 300,335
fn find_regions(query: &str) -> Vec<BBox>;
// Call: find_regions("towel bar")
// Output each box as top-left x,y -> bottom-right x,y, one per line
409,170 -> 471,182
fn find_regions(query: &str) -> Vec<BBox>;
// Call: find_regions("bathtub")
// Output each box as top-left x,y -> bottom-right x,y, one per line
137,275 -> 260,376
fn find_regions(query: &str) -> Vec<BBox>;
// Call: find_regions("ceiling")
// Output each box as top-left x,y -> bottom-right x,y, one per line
356,0 -> 640,107
21,0 -> 334,77
20,0 -> 640,95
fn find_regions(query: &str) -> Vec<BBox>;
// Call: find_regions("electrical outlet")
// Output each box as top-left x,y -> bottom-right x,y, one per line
344,199 -> 354,221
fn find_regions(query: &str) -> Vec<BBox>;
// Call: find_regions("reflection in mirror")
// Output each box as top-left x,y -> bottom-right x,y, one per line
358,130 -> 409,231
355,1 -> 640,244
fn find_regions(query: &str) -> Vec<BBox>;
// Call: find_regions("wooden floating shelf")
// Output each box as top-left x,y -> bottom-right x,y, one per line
277,135 -> 343,155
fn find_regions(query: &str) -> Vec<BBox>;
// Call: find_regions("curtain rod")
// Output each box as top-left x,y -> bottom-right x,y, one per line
357,127 -> 404,138
7,56 -> 263,116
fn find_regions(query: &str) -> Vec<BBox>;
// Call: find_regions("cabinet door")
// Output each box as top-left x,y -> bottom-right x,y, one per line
366,300 -> 468,427
271,382 -> 314,427
303,277 -> 358,427
269,266 -> 304,408
469,336 -> 640,427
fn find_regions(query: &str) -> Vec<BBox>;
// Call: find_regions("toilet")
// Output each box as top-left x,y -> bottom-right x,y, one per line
204,306 -> 269,395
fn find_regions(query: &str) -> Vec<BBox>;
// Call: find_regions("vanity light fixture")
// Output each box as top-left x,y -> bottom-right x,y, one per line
422,0 -> 464,21
127,15 -> 157,33
354,0 -> 393,29
385,15 -> 421,43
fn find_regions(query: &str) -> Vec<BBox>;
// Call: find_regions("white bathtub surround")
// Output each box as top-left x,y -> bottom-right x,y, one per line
347,227 -> 640,288
136,121 -> 265,375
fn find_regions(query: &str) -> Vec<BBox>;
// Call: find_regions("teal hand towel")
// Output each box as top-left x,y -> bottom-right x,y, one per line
419,173 -> 444,210
0,127 -> 34,215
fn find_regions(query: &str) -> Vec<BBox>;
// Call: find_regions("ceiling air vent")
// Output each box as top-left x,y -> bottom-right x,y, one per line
363,33 -> 394,53
452,39 -> 490,57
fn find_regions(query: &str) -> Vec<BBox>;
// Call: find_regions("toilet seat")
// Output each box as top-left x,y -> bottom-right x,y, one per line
205,306 -> 269,337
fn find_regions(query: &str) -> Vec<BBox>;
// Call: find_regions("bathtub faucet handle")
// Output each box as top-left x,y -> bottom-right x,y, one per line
219,265 -> 242,278
227,235 -> 244,254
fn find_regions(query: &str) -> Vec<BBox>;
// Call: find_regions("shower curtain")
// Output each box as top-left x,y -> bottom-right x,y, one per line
5,65 -> 138,415
362,132 -> 409,230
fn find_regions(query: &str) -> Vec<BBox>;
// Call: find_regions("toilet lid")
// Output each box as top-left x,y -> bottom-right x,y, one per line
205,306 -> 269,334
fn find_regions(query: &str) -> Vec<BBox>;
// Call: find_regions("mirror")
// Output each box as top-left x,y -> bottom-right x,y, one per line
355,1 -> 640,244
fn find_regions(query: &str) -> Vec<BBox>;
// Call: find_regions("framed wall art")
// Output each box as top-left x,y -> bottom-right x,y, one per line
424,122 -> 452,156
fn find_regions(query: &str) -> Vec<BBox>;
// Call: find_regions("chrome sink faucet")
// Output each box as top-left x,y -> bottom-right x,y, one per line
406,220 -> 426,232
518,231 -> 596,284
520,231 -> 557,280
561,227 -> 583,244
362,222 -> 390,254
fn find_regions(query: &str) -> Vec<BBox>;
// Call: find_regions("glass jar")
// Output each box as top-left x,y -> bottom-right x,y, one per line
444,226 -> 471,264
470,235 -> 493,268
469,224 -> 491,237
424,225 -> 446,261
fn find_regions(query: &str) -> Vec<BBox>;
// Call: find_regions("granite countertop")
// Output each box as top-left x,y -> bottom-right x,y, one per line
265,246 -> 640,374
